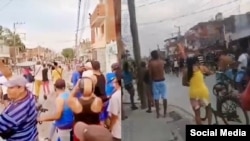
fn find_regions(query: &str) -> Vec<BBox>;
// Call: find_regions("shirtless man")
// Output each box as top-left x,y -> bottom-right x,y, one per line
148,50 -> 167,118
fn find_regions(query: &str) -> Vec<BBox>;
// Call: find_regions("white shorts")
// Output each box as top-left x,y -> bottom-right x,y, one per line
55,128 -> 72,141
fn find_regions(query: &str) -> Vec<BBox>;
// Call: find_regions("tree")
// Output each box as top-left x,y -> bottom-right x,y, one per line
61,48 -> 74,60
0,25 -> 26,52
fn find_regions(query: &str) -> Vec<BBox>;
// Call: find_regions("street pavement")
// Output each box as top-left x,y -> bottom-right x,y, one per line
122,74 -> 249,141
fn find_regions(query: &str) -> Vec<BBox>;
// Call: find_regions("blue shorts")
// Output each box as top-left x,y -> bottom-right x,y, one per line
100,101 -> 109,121
236,71 -> 245,83
152,80 -> 167,100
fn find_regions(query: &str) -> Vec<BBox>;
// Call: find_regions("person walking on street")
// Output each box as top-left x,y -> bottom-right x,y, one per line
141,61 -> 154,113
148,50 -> 167,118
91,61 -> 108,126
71,64 -> 84,98
122,62 -> 138,110
173,58 -> 179,77
236,48 -> 248,92
107,77 -> 121,141
38,79 -> 74,141
52,62 -> 63,85
111,63 -> 127,120
42,64 -> 50,100
34,61 -> 43,100
183,57 -> 212,125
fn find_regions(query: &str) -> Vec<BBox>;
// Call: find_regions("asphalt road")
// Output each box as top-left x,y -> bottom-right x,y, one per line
123,73 -> 249,125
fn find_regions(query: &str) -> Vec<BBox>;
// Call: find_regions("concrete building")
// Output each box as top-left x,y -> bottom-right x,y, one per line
79,39 -> 92,62
185,20 -> 225,49
25,46 -> 55,61
90,0 -> 121,73
0,39 -> 11,63
224,13 -> 250,50
0,39 -> 23,64
185,12 -> 250,52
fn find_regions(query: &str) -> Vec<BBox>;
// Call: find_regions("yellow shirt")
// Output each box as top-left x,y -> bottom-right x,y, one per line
189,70 -> 210,101
52,68 -> 63,83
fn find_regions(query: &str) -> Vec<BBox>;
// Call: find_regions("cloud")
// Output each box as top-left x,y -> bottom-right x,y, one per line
0,0 -> 99,52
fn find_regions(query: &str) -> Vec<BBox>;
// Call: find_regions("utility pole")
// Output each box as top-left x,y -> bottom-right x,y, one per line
13,22 -> 25,66
174,25 -> 181,39
238,0 -> 241,14
157,44 -> 160,50
127,0 -> 146,109
75,0 -> 82,59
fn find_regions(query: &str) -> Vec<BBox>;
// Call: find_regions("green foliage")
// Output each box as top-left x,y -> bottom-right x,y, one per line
0,25 -> 26,52
61,48 -> 74,60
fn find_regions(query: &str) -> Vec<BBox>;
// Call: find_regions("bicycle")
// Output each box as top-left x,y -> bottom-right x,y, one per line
213,70 -> 248,96
212,71 -> 235,96
203,90 -> 249,125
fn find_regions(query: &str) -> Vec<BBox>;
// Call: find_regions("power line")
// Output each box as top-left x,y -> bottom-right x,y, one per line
0,0 -> 14,12
139,0 -> 239,26
79,0 -> 90,40
196,0 -> 214,11
122,0 -> 170,11
75,0 -> 82,49
122,1 -> 241,40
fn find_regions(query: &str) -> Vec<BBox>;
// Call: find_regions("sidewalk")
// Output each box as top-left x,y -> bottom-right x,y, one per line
122,104 -> 194,141
122,81 -> 140,104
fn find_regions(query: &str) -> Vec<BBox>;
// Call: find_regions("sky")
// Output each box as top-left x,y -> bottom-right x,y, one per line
0,0 -> 250,55
0,0 -> 98,53
122,0 -> 250,56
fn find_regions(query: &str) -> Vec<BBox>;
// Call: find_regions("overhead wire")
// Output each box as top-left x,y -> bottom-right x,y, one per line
138,0 -> 239,26
79,0 -> 90,41
122,0 -> 170,11
195,0 -> 214,11
0,0 -> 14,12
123,0 -> 243,39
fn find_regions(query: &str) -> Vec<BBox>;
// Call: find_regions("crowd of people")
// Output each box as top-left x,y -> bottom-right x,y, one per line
0,46 -> 249,140
0,59 -> 121,141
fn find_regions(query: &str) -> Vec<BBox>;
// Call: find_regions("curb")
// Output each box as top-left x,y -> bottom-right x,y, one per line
123,103 -> 195,119
168,104 -> 194,119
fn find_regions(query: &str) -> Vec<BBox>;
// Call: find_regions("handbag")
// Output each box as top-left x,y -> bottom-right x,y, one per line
240,81 -> 250,111
26,73 -> 35,82
28,66 -> 41,82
